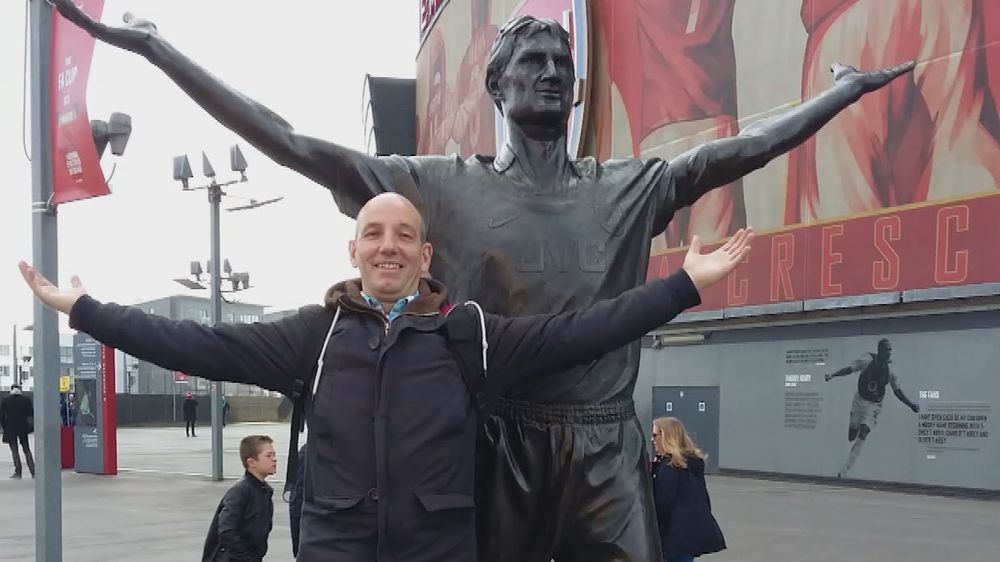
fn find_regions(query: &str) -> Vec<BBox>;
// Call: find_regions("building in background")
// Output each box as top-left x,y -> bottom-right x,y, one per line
0,333 -> 75,392
3,296 -> 283,398
262,309 -> 297,323
126,295 -> 274,398
409,0 -> 1000,491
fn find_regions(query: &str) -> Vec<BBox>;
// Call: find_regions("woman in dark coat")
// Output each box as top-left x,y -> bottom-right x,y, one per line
651,417 -> 726,562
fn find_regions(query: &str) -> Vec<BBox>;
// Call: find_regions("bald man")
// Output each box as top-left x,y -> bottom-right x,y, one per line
21,194 -> 753,561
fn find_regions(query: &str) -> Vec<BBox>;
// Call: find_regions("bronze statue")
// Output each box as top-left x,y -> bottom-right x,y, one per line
52,2 -> 913,560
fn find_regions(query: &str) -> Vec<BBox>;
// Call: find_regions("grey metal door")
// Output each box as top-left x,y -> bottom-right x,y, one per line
651,386 -> 720,473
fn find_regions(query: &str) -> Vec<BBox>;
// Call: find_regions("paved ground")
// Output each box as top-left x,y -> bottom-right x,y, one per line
1,423 -> 998,561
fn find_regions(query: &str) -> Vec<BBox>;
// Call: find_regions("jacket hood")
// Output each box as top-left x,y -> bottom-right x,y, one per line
324,277 -> 449,315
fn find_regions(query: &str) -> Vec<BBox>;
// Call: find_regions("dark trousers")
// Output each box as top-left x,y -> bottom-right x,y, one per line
477,399 -> 661,562
8,433 -> 34,476
185,419 -> 196,436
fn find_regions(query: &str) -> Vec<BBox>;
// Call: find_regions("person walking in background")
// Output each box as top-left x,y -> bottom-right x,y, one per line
60,392 -> 76,427
1,385 -> 35,479
651,417 -> 726,562
202,435 -> 278,562
183,392 -> 199,437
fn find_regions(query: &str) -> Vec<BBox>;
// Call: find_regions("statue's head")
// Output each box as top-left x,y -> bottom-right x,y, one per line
485,16 -> 574,132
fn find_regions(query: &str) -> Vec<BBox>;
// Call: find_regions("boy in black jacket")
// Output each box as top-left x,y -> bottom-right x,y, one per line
203,435 -> 277,562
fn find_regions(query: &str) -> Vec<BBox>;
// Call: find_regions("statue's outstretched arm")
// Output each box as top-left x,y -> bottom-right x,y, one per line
664,62 -> 915,206
52,1 -> 386,215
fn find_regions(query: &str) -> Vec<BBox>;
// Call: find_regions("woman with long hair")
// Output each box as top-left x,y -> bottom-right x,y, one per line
651,417 -> 726,562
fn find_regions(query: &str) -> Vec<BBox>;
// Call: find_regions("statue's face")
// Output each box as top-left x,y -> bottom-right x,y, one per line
497,31 -> 574,130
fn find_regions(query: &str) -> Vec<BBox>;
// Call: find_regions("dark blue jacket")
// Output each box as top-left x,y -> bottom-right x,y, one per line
652,454 -> 726,560
71,272 -> 700,562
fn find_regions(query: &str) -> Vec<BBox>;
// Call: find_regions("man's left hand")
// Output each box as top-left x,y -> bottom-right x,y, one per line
682,228 -> 754,292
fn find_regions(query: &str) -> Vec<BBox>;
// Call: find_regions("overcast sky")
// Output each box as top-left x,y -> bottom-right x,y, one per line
1,1 -> 419,333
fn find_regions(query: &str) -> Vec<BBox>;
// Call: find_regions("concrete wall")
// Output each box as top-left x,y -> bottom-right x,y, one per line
0,393 -> 290,427
227,395 -> 293,424
636,309 -> 1000,490
114,394 -> 288,426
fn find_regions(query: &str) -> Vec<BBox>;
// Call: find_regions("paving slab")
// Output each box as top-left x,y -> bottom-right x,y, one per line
1,423 -> 997,561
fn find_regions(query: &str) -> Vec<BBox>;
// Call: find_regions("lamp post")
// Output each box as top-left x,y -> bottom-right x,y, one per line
175,258 -> 253,398
29,3 -> 133,557
171,145 -> 280,480
19,355 -> 33,387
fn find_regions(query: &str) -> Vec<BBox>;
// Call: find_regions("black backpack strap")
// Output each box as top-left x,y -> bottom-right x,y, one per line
446,302 -> 494,417
283,305 -> 339,500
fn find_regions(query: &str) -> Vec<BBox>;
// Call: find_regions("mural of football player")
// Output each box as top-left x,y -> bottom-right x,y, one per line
786,0 -> 1000,224
825,338 -> 920,478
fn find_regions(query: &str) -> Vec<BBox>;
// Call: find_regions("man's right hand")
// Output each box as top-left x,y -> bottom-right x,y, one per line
19,261 -> 86,316
825,373 -> 833,382
51,0 -> 159,56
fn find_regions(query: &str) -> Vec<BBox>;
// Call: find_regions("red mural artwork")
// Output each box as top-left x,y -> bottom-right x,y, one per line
596,0 -> 746,248
417,28 -> 455,155
786,0 -> 1000,224
643,0 -> 1000,309
452,0 -> 500,156
418,0 -> 1000,309
648,195 -> 1000,310
418,1 -> 499,156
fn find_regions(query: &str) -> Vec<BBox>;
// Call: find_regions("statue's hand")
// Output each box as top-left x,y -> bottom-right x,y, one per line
831,61 -> 915,96
121,12 -> 159,35
52,0 -> 160,56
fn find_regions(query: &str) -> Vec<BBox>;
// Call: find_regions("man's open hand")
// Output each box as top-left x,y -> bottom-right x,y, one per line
682,228 -> 754,293
19,261 -> 86,315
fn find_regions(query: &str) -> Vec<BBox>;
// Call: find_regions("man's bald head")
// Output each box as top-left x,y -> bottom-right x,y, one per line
355,193 -> 427,242
350,193 -> 433,304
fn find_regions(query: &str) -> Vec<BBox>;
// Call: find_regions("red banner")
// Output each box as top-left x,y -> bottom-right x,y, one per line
648,193 -> 1000,312
101,344 -> 117,475
50,0 -> 107,205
